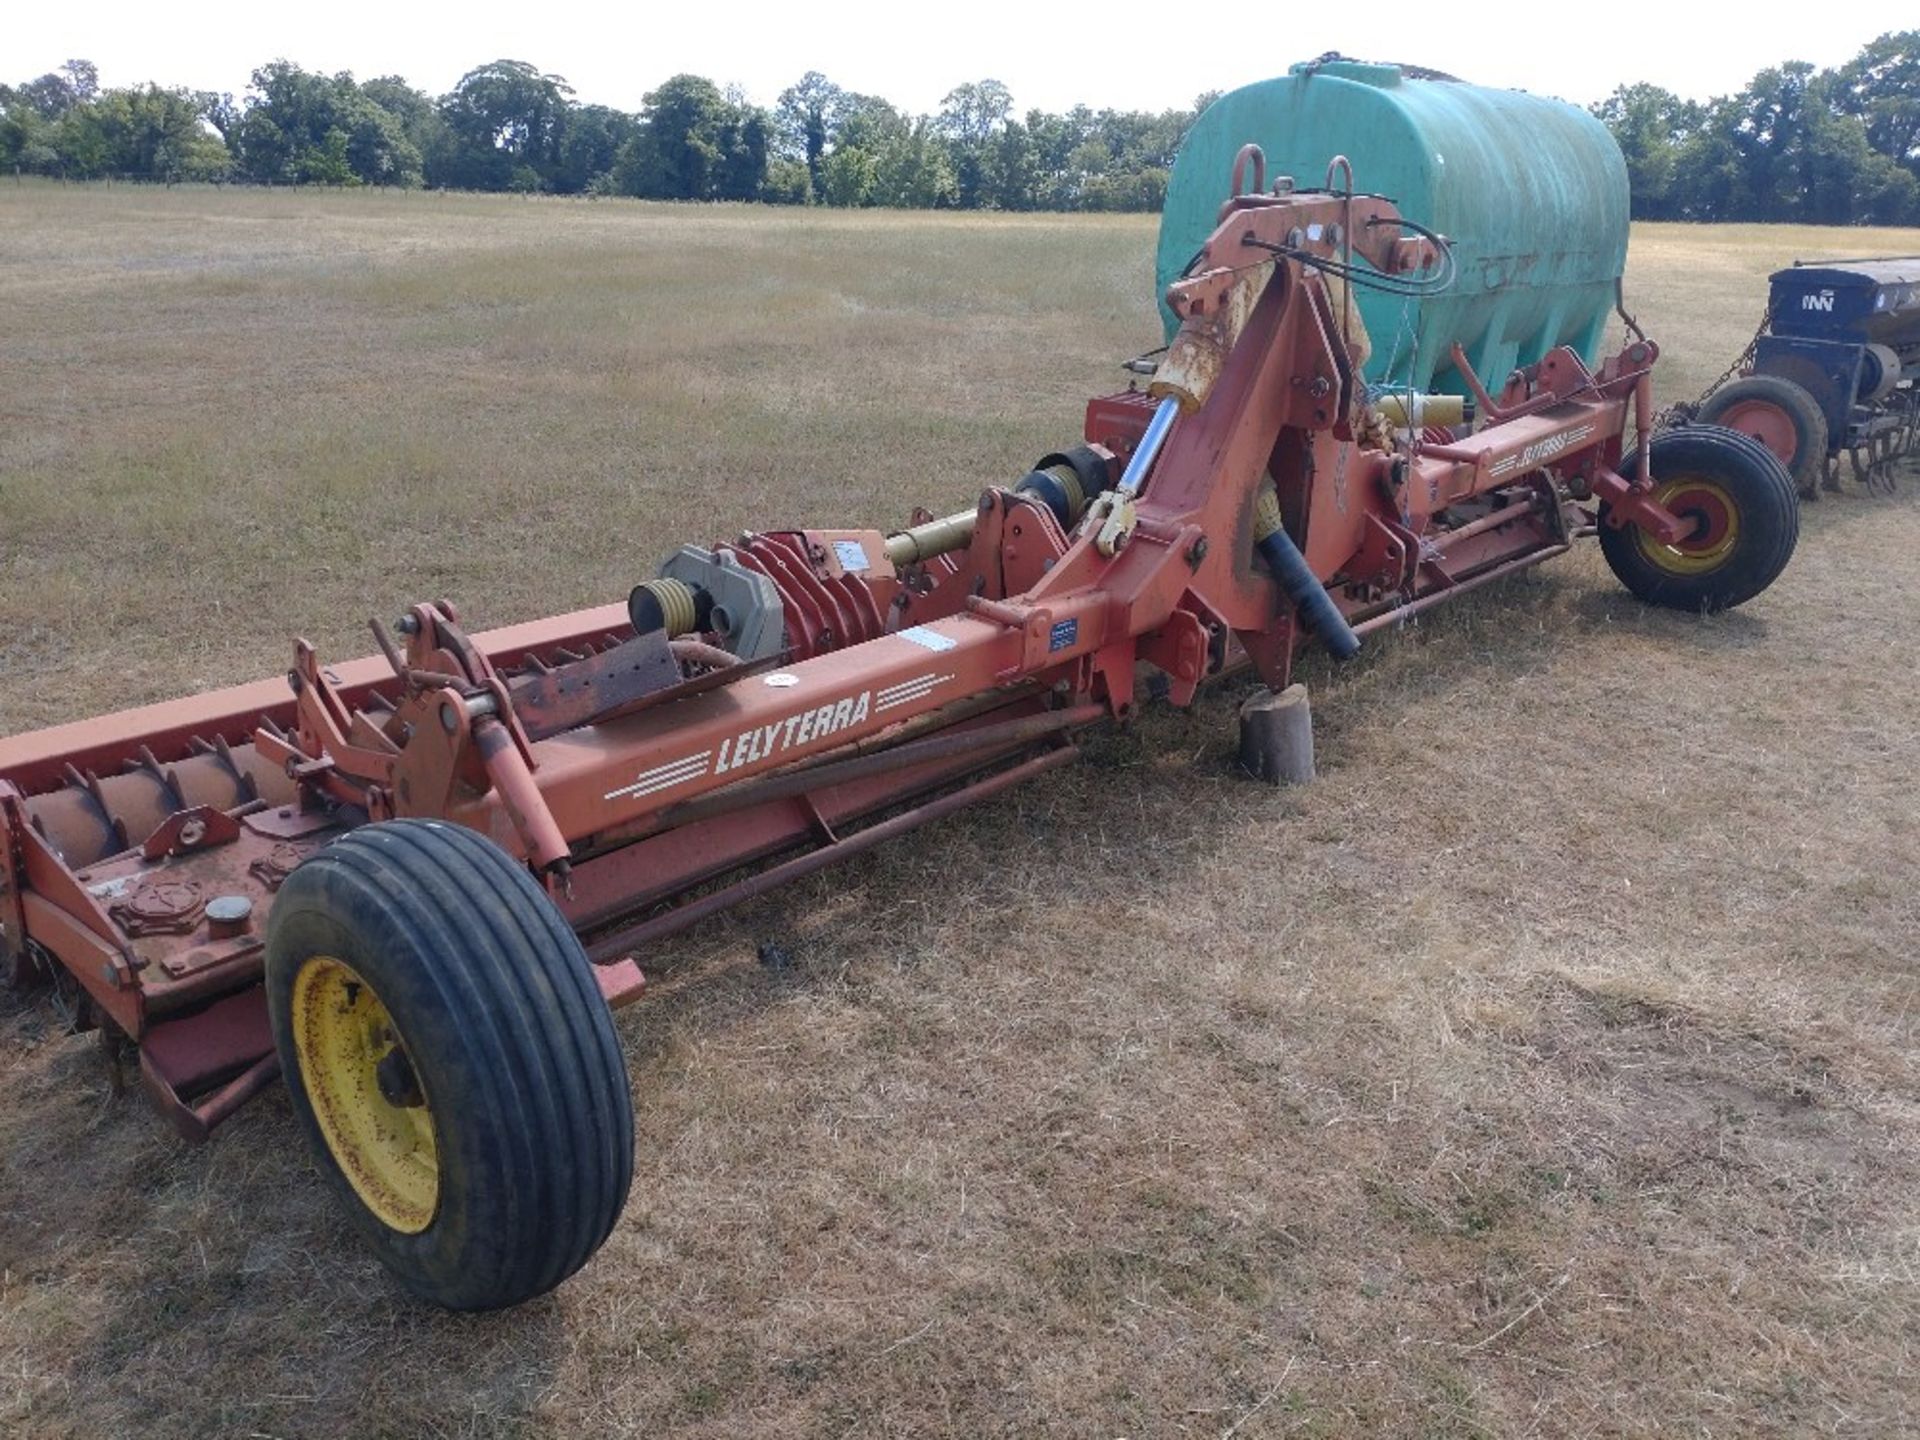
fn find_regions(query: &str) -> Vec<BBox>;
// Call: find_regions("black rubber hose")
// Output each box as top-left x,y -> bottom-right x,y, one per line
1256,529 -> 1362,660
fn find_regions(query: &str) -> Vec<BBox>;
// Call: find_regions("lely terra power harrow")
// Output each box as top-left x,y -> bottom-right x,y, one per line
0,152 -> 1798,1309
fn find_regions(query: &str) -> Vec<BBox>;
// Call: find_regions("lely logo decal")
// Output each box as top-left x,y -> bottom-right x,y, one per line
714,690 -> 873,774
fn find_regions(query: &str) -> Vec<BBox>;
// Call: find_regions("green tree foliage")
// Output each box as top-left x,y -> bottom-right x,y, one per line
437,60 -> 573,191
937,79 -> 1013,208
822,143 -> 876,207
760,155 -> 810,204
232,61 -> 420,185
0,90 -> 44,172
1593,83 -> 1702,220
2,60 -> 92,174
1011,102 -> 1189,211
818,96 -> 898,206
360,76 -> 451,181
793,96 -> 961,210
14,60 -> 99,119
92,86 -> 229,180
989,121 -> 1039,210
872,118 -> 958,209
612,75 -> 767,201
1591,31 -> 1920,225
1832,31 -> 1920,170
775,70 -> 844,201
2,64 -> 225,180
15,37 -> 1918,223
724,109 -> 772,202
554,103 -> 639,195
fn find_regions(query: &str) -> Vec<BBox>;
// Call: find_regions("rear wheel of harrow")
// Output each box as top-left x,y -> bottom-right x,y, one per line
1600,426 -> 1799,612
265,819 -> 634,1310
1696,375 -> 1828,497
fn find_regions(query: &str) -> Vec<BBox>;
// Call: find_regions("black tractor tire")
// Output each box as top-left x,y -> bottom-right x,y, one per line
1600,426 -> 1798,612
265,819 -> 634,1310
1697,374 -> 1829,497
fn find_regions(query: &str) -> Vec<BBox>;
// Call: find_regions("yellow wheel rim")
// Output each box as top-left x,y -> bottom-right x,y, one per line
1635,476 -> 1741,576
289,956 -> 440,1233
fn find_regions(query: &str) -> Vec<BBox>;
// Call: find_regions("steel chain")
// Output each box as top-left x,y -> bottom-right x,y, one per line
1653,302 -> 1773,433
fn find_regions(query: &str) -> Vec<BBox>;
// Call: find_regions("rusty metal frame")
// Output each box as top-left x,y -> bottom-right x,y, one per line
0,164 -> 1702,1137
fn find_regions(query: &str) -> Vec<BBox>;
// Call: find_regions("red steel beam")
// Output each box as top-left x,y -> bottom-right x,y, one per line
0,603 -> 630,796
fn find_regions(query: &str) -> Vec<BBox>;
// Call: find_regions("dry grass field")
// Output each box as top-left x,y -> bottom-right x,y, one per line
2,183 -> 1917,1438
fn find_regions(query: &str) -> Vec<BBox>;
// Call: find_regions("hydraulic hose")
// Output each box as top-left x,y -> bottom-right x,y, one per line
1254,490 -> 1361,660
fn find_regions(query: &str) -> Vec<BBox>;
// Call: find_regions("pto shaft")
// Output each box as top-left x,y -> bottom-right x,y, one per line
884,507 -> 978,567
884,451 -> 1114,567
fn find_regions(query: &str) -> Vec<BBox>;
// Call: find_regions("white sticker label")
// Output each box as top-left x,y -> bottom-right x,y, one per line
832,539 -> 871,573
897,625 -> 956,653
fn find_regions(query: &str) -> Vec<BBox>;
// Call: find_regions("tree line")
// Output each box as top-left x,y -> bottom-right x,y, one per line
0,58 -> 1202,211
1593,32 -> 1917,224
3,36 -> 1916,223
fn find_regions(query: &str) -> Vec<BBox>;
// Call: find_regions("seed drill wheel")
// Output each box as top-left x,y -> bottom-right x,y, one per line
1696,375 -> 1829,498
1600,426 -> 1799,612
265,819 -> 634,1310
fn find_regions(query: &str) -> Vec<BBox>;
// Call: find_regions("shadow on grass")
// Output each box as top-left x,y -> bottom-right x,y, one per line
0,500 -> 1895,1436
0,1005 -> 573,1436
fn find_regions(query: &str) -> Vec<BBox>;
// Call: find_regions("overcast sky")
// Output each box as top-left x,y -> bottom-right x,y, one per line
7,3 -> 1900,117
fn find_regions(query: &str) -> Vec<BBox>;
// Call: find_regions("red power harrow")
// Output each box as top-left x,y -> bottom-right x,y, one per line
0,153 -> 1798,1309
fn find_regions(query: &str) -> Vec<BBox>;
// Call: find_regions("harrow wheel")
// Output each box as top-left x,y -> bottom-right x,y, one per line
1696,375 -> 1828,497
1600,426 -> 1798,612
265,819 -> 633,1310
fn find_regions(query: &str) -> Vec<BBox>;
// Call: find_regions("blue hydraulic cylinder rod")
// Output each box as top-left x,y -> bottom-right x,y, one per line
1117,396 -> 1182,494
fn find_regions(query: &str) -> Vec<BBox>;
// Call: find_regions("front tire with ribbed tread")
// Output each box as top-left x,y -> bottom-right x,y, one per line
266,819 -> 634,1310
1600,425 -> 1798,612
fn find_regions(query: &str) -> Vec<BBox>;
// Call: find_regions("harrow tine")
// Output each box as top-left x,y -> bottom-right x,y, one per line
62,762 -> 128,854
209,733 -> 260,802
130,746 -> 188,815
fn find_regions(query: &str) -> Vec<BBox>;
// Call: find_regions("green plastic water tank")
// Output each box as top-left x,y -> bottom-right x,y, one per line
1157,60 -> 1629,395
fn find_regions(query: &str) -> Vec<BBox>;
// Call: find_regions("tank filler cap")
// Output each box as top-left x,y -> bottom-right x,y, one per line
1289,56 -> 1403,88
1291,52 -> 1465,86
